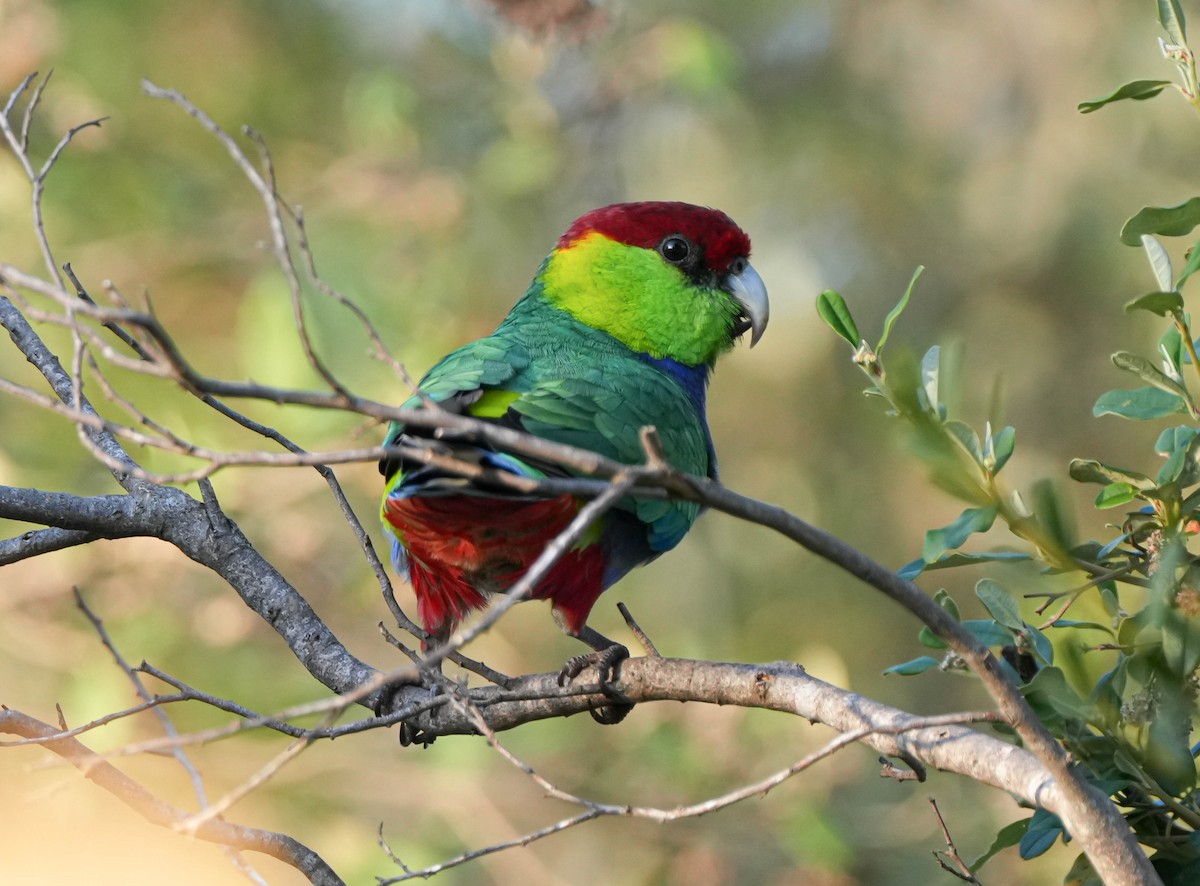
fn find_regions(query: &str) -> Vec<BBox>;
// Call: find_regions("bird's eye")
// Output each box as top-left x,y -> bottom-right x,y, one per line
659,236 -> 691,264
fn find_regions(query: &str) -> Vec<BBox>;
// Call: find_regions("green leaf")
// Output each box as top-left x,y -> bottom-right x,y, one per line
988,425 -> 1016,473
918,626 -> 946,649
882,656 -> 939,676
1068,458 -> 1155,489
1031,480 -> 1075,553
1112,351 -> 1192,401
1161,324 -> 1186,375
877,265 -> 922,356
1121,201 -> 1200,246
928,551 -> 1032,569
1018,809 -> 1064,859
1147,708 -> 1198,793
1078,79 -> 1172,114
1125,291 -> 1185,317
923,505 -> 998,563
1025,624 -> 1054,666
900,551 -> 1032,579
962,619 -> 1016,647
1095,482 -> 1139,509
921,345 -> 940,414
1156,426 -> 1200,485
897,557 -> 926,581
1088,669 -> 1124,730
1093,386 -> 1189,420
933,588 -> 961,621
945,419 -> 982,465
816,290 -> 860,346
1177,238 -> 1200,289
1062,852 -> 1103,886
976,579 -> 1023,631
919,620 -> 1012,649
969,819 -> 1028,872
1159,0 -> 1188,43
1022,666 -> 1091,724
1050,619 -> 1115,635
1162,608 -> 1200,677
1159,857 -> 1200,886
1154,425 -> 1198,455
1144,235 -> 1176,291
1100,584 -> 1120,618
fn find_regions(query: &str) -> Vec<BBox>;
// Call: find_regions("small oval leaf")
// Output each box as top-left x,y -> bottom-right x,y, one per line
1017,809 -> 1064,859
1159,0 -> 1188,44
1121,201 -> 1200,246
918,626 -> 947,649
816,290 -> 861,346
1095,483 -> 1138,509
923,505 -> 998,563
921,345 -> 940,413
1068,458 -> 1156,489
877,265 -> 922,355
883,656 -> 940,676
1111,351 -> 1192,401
1142,234 -> 1176,291
962,619 -> 1016,647
976,579 -> 1024,631
933,588 -> 961,621
945,419 -> 983,465
989,426 -> 1016,473
1177,237 -> 1200,289
1078,79 -> 1171,114
1093,386 -> 1189,420
1125,291 -> 1184,317
1025,624 -> 1054,666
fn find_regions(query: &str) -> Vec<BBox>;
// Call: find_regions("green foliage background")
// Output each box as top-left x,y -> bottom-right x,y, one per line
0,1 -> 1187,884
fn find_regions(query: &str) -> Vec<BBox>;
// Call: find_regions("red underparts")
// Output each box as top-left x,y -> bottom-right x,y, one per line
383,492 -> 607,643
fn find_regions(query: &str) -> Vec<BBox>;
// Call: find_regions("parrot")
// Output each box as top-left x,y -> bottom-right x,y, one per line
379,201 -> 768,718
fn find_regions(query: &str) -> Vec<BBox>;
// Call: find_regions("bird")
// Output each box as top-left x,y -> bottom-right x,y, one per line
379,201 -> 768,718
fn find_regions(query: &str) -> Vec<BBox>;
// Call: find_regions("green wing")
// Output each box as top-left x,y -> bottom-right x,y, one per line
385,291 -> 710,551
513,368 -> 708,551
382,334 -> 529,448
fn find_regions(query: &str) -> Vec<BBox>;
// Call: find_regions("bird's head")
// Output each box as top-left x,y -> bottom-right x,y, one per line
538,202 -> 769,366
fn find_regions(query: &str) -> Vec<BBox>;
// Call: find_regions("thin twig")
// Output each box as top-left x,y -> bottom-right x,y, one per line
0,708 -> 343,886
929,797 -> 983,884
617,602 -> 661,658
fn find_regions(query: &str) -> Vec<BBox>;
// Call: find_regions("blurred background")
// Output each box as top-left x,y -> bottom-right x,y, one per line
0,1 -> 1191,883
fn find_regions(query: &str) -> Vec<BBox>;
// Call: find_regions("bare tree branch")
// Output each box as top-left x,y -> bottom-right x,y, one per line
380,704 -> 1000,882
0,708 -> 344,886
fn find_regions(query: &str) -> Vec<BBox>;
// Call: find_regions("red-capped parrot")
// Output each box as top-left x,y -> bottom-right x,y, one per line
380,202 -> 768,717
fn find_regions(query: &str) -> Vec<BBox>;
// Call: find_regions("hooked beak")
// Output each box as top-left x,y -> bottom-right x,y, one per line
725,260 -> 769,347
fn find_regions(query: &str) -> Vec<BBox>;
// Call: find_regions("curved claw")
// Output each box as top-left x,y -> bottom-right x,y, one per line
588,698 -> 633,725
558,642 -> 629,686
558,642 -> 634,725
386,683 -> 439,748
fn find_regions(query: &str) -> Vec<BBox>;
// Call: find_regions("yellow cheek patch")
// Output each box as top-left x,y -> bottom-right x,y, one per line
539,232 -> 736,365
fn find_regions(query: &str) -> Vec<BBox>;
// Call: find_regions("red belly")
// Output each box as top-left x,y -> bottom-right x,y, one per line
383,493 -> 607,638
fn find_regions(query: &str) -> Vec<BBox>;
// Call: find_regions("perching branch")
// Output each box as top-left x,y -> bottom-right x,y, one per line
0,72 -> 1161,886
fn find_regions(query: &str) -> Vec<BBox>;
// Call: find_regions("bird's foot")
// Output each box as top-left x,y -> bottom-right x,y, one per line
375,679 -> 440,748
558,642 -> 634,725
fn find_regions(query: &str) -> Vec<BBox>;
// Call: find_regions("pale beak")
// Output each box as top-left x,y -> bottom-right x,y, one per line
725,260 -> 769,347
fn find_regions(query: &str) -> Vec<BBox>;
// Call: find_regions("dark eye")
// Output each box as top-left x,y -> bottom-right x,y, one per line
659,236 -> 691,264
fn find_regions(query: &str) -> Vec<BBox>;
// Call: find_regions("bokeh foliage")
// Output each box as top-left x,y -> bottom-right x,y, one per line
0,1 -> 1193,884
